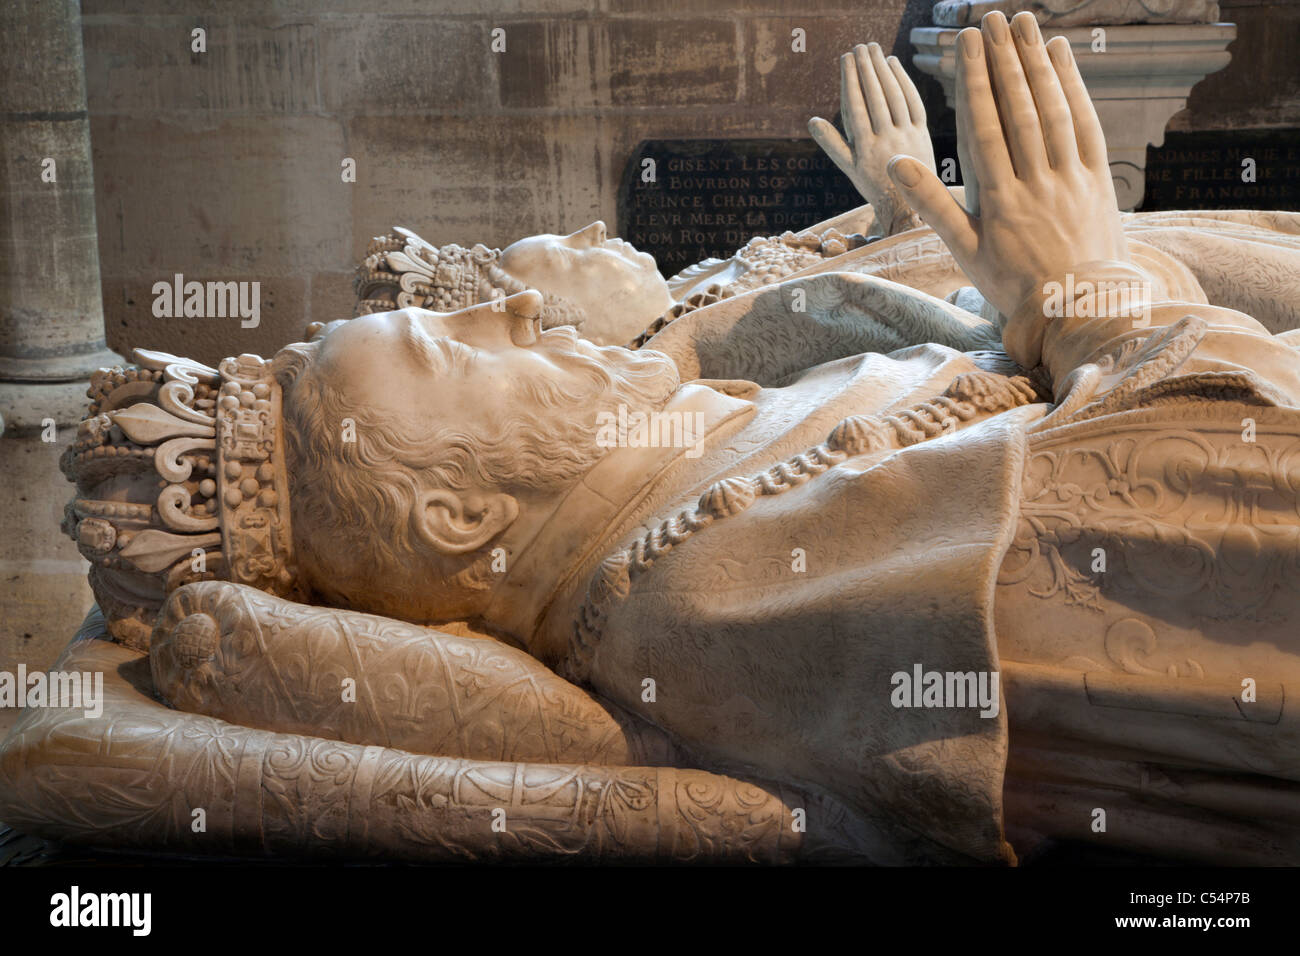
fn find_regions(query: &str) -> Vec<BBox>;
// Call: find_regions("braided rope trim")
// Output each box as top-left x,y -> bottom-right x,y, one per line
626,229 -> 871,350
627,284 -> 733,350
558,371 -> 1041,682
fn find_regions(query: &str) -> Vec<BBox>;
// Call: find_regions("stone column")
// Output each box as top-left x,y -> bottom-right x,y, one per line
0,0 -> 116,698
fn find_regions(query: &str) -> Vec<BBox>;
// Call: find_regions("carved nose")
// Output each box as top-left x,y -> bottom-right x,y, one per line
571,221 -> 607,245
503,290 -> 543,346
504,289 -> 543,319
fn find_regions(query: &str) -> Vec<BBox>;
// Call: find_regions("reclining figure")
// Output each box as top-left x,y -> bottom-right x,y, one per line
3,13 -> 1300,865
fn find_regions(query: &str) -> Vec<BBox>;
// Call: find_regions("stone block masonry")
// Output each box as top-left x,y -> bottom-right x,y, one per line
69,0 -> 1300,363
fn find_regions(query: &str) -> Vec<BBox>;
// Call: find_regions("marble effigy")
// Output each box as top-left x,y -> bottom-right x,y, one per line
2,12 -> 1299,865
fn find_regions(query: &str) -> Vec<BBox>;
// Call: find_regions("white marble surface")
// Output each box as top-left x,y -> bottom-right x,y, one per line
912,22 -> 1236,209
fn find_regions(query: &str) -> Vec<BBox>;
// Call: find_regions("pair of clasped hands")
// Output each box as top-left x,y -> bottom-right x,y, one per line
813,11 -> 1133,369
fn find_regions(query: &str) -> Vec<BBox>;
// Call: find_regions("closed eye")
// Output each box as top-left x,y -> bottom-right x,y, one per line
403,316 -> 478,374
432,337 -> 478,374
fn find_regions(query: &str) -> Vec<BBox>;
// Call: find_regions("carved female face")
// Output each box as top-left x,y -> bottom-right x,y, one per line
499,222 -> 674,344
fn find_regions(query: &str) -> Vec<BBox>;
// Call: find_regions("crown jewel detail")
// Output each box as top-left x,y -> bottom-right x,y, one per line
61,348 -> 302,648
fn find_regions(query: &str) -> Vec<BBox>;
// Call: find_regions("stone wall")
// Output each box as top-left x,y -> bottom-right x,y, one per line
82,0 -> 1299,366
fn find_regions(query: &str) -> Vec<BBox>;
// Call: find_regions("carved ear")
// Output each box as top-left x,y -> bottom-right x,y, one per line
413,490 -> 518,556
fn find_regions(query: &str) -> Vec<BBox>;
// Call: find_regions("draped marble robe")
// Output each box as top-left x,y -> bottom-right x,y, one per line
641,208 -> 1300,863
2,211 -> 1299,865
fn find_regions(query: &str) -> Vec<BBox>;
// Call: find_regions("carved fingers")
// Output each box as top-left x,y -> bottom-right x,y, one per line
839,48 -> 870,143
954,13 -> 1091,182
982,11 -> 1049,177
953,25 -> 1012,186
1012,17 -> 1078,171
844,43 -> 933,150
1045,33 -> 1107,171
808,116 -> 852,174
889,10 -> 1131,334
853,43 -> 894,134
888,53 -> 927,128
809,42 -> 937,235
807,50 -> 866,177
886,156 -> 977,263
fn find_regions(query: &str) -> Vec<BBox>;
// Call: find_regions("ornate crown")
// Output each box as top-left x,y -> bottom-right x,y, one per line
60,347 -> 303,649
355,226 -> 525,315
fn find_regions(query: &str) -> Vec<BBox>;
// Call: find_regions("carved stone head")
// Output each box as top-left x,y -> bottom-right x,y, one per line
356,223 -> 674,347
57,292 -> 682,645
275,292 -> 682,623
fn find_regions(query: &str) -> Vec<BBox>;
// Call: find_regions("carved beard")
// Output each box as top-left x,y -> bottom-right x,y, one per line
522,325 -> 678,408
286,324 -> 682,525
280,326 -> 682,617
460,324 -> 682,492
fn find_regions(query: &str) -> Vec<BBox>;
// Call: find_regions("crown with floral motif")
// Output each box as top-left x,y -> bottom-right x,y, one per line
60,347 -> 302,649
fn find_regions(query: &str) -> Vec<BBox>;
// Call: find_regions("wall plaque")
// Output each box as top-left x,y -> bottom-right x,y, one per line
1142,130 -> 1300,211
618,139 -> 861,276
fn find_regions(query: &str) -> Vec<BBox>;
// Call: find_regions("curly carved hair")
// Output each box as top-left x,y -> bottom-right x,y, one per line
270,327 -> 679,621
